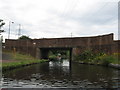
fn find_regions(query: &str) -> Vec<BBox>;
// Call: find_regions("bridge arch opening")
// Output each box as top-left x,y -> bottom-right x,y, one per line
38,47 -> 72,61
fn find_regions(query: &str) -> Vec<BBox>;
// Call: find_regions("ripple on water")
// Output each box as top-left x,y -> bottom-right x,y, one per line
2,60 -> 120,88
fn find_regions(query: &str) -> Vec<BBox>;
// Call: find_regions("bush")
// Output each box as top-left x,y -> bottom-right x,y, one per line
74,50 -> 118,66
74,50 -> 96,62
99,56 -> 115,66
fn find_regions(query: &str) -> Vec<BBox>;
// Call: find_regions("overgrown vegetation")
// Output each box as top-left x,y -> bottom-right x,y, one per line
2,51 -> 48,71
74,50 -> 119,66
48,50 -> 69,60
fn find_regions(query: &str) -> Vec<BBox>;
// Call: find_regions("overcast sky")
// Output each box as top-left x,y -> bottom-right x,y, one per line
0,0 -> 119,41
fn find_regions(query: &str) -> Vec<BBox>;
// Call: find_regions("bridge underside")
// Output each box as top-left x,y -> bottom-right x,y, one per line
36,47 -> 72,60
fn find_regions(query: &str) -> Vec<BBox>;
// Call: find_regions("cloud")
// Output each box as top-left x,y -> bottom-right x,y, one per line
0,0 -> 118,42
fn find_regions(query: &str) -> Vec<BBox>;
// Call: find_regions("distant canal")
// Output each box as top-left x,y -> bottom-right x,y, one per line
2,59 -> 120,88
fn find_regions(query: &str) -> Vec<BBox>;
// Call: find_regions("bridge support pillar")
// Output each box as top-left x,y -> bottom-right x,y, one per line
36,48 -> 41,59
69,49 -> 72,61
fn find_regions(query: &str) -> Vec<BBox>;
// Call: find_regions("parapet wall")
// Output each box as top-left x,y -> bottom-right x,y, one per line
29,33 -> 113,48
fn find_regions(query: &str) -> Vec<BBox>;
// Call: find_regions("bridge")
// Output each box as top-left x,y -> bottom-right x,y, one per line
5,33 -> 119,60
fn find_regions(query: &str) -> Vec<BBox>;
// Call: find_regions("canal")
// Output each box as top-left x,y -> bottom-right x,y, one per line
2,59 -> 120,88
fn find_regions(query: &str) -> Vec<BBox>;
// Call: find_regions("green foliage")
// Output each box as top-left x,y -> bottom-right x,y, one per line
2,52 -> 48,71
74,50 -> 119,66
93,55 -> 114,66
13,53 -> 35,61
110,53 -> 120,64
49,54 -> 57,60
74,50 -> 96,62
48,50 -> 69,60
18,35 -> 31,40
100,56 -> 113,66
2,59 -> 47,71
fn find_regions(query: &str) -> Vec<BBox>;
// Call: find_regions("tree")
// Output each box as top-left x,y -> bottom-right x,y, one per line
0,19 -> 5,34
18,35 -> 31,40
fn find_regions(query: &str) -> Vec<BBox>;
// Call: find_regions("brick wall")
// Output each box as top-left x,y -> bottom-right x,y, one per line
5,33 -> 119,58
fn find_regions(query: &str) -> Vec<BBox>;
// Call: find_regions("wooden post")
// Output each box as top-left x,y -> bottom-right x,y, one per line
13,47 -> 16,57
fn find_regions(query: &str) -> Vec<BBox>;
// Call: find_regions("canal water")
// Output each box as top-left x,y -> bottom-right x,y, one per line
2,59 -> 120,88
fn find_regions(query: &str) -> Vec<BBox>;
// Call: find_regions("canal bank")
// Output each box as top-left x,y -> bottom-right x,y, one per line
73,50 -> 120,69
2,50 -> 120,71
78,62 -> 120,70
2,51 -> 48,71
108,63 -> 120,69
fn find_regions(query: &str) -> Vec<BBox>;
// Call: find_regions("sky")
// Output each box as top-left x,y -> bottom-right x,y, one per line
0,0 -> 119,41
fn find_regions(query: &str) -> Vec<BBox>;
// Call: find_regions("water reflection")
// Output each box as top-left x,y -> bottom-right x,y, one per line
49,59 -> 69,67
2,59 -> 120,88
49,60 -> 70,75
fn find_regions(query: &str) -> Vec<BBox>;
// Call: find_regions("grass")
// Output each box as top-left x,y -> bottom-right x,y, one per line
2,51 -> 48,71
74,50 -> 120,66
48,54 -> 57,59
